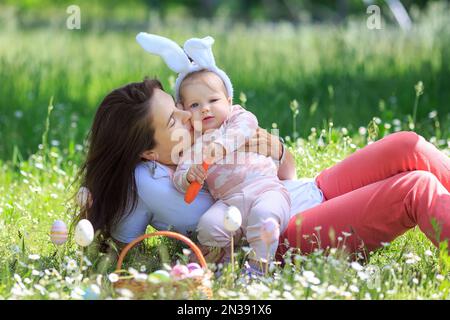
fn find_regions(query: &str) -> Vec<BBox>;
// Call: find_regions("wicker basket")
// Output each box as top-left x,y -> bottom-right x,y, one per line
114,231 -> 213,300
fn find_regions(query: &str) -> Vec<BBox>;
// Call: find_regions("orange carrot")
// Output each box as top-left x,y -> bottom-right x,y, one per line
184,162 -> 209,204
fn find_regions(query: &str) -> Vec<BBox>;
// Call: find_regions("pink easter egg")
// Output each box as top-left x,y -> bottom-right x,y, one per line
186,263 -> 201,272
50,220 -> 68,245
187,268 -> 205,278
170,265 -> 189,280
260,218 -> 280,246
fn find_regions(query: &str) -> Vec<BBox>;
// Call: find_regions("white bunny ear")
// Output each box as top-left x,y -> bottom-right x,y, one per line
183,36 -> 216,69
136,32 -> 191,73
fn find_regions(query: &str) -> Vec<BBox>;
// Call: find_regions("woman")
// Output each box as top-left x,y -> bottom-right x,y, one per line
77,78 -> 450,264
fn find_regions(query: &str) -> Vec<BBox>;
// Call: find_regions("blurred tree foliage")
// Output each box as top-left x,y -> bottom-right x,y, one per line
3,0 -> 447,23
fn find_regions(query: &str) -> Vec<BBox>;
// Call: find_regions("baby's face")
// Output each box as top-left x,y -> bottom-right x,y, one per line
180,72 -> 231,133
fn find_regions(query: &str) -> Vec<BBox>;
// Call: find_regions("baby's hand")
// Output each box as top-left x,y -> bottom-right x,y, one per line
186,164 -> 207,184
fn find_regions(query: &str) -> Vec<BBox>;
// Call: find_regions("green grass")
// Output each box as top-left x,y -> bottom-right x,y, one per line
0,113 -> 449,299
1,2 -> 450,300
1,2 -> 450,159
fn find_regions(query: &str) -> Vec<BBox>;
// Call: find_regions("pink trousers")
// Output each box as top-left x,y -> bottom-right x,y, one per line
276,131 -> 450,259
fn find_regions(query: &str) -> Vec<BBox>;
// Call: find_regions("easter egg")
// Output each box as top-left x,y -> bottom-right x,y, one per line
76,186 -> 92,208
223,206 -> 242,232
148,270 -> 171,284
260,218 -> 280,245
187,268 -> 205,278
170,264 -> 189,280
186,262 -> 201,272
74,219 -> 94,247
50,220 -> 68,245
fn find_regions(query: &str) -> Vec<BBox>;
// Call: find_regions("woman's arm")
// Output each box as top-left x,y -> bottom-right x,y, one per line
173,162 -> 192,193
240,127 -> 297,180
111,163 -> 215,244
277,147 -> 297,180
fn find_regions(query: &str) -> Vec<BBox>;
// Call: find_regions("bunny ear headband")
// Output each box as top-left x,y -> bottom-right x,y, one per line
136,32 -> 233,102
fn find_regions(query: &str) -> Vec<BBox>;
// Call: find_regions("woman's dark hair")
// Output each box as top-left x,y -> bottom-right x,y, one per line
74,78 -> 163,240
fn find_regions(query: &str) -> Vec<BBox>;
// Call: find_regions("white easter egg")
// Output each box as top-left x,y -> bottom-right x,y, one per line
76,186 -> 92,208
74,219 -> 94,247
223,206 -> 242,232
50,220 -> 68,245
260,218 -> 280,245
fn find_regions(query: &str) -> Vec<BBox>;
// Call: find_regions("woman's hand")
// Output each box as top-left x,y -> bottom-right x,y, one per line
240,127 -> 282,160
240,127 -> 297,180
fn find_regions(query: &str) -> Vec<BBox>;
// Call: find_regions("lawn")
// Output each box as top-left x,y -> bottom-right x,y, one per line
1,114 -> 449,299
0,2 -> 449,299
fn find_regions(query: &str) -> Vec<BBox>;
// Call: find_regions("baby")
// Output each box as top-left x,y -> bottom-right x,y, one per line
173,70 -> 291,269
135,33 -> 290,270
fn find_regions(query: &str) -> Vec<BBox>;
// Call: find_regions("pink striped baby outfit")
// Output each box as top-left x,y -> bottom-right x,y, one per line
174,105 -> 291,261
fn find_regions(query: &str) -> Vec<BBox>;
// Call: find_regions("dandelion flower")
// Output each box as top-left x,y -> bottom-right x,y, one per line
357,271 -> 369,281
350,262 -> 363,271
128,267 -> 138,276
66,259 -> 78,271
65,276 -> 74,284
13,274 -> 22,283
49,292 -> 60,299
108,273 -> 119,283
282,291 -> 294,300
303,271 -> 320,285
71,287 -> 85,300
28,254 -> 40,261
349,285 -> 359,293
428,111 -> 437,119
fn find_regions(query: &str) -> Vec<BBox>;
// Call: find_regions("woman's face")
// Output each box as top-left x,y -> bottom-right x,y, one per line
146,88 -> 194,165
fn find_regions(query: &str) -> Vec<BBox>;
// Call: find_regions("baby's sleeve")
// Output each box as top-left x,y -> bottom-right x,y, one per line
173,161 -> 191,193
213,105 -> 258,155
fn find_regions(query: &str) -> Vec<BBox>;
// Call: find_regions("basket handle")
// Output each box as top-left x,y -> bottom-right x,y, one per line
115,231 -> 208,272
